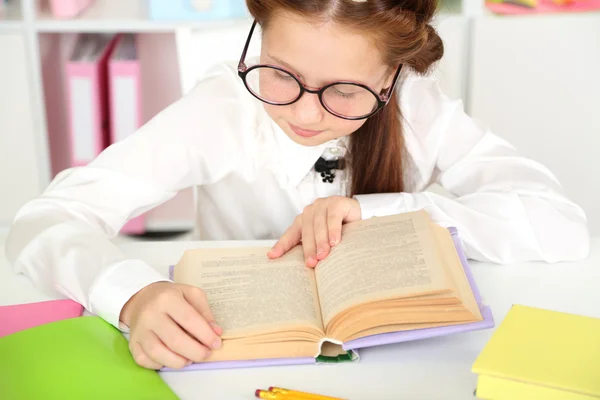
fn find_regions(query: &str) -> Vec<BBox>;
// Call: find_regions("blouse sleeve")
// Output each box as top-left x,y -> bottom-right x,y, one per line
354,76 -> 590,264
4,63 -> 247,328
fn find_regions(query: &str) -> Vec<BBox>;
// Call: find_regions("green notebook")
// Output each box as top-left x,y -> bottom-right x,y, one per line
0,316 -> 179,400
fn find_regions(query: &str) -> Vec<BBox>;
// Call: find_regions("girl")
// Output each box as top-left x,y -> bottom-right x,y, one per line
6,0 -> 589,370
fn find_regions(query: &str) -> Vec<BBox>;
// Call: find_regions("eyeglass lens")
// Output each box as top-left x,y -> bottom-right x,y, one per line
244,66 -> 379,119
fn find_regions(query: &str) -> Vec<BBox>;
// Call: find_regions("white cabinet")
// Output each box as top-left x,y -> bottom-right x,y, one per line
468,14 -> 600,234
0,33 -> 44,226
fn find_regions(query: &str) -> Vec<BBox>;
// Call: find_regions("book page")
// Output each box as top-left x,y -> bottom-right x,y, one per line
433,224 -> 482,319
173,246 -> 324,338
316,210 -> 453,328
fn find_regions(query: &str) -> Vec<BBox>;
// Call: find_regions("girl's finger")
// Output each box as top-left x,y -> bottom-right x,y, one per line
301,209 -> 317,267
327,207 -> 345,247
167,296 -> 222,352
268,216 -> 302,258
153,313 -> 212,363
140,330 -> 189,370
313,205 -> 330,260
183,285 -> 223,336
130,341 -> 164,370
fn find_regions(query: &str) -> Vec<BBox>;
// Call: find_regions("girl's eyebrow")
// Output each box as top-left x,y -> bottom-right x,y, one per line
266,54 -> 304,77
266,53 -> 387,89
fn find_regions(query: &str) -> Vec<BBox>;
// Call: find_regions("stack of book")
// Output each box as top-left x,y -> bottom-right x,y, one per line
472,305 -> 600,399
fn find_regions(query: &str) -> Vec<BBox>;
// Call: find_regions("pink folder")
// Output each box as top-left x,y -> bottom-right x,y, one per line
65,33 -> 118,167
163,227 -> 495,371
107,34 -> 145,235
0,299 -> 83,338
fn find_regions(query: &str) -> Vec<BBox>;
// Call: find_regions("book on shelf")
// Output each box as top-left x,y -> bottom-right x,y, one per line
168,209 -> 495,370
65,33 -> 117,167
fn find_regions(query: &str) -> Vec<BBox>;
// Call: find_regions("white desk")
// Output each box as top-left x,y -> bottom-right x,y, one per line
2,235 -> 600,400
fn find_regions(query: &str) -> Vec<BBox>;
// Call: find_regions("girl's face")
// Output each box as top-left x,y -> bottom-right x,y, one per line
259,11 -> 394,147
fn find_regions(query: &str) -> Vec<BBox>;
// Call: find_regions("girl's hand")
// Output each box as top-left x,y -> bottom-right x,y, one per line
120,281 -> 223,370
268,196 -> 362,267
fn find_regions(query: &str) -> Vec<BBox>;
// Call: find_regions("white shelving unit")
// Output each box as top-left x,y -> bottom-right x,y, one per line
1,0 -> 599,233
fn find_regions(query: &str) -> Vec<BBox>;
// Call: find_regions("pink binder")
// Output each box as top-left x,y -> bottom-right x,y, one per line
163,227 -> 495,371
47,0 -> 95,18
65,34 -> 118,167
107,34 -> 145,235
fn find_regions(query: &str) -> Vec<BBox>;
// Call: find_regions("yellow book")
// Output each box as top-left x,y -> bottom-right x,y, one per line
472,305 -> 600,400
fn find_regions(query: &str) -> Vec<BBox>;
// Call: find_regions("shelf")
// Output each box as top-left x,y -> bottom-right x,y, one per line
34,0 -> 253,32
0,20 -> 23,31
0,0 -> 23,31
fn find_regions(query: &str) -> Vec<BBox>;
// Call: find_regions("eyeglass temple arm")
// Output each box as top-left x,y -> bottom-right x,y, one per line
238,20 -> 258,71
382,64 -> 403,103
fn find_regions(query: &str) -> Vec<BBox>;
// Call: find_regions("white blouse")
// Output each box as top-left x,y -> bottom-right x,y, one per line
5,61 -> 590,331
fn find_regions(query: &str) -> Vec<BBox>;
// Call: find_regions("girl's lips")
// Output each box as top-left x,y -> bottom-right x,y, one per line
289,123 -> 324,138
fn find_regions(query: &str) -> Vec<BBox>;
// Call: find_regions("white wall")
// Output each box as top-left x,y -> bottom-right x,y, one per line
468,14 -> 600,234
433,15 -> 469,102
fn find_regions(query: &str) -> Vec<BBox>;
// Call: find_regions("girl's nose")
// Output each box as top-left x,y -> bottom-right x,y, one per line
291,91 -> 325,125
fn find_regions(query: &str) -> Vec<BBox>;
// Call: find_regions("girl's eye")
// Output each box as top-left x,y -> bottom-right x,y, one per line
333,88 -> 356,99
274,71 -> 294,81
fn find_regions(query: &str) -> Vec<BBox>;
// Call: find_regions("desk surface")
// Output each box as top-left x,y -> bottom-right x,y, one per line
2,235 -> 600,400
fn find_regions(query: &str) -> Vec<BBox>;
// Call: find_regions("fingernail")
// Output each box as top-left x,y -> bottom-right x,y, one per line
205,350 -> 212,359
185,360 -> 193,366
209,321 -> 221,331
330,238 -> 338,246
307,258 -> 316,267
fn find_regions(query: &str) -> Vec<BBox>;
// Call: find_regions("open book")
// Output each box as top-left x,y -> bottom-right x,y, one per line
171,210 -> 493,367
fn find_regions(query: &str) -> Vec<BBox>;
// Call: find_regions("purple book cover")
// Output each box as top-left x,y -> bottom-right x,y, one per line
162,227 -> 494,372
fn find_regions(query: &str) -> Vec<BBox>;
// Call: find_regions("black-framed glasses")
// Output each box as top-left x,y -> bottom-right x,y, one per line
237,20 -> 403,121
